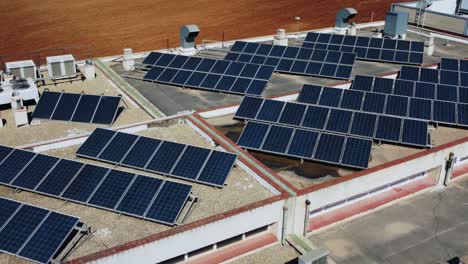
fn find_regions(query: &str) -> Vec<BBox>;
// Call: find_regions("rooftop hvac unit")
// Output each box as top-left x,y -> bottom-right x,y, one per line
299,248 -> 329,264
384,11 -> 409,37
46,54 -> 76,79
5,60 -> 38,80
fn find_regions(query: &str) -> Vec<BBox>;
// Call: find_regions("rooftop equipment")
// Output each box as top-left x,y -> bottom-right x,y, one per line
0,78 -> 39,106
5,60 -> 38,80
46,54 -> 76,79
333,8 -> 358,34
384,11 -> 409,37
180,25 -> 200,49
273,29 -> 288,46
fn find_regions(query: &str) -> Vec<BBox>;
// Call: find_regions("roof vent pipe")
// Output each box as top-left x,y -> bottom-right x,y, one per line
180,25 -> 200,50
333,8 -> 358,35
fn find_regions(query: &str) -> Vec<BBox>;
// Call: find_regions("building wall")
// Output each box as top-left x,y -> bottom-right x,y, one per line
1,0 -> 411,58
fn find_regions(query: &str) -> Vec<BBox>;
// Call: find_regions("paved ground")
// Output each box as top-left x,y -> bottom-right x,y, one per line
308,175 -> 468,264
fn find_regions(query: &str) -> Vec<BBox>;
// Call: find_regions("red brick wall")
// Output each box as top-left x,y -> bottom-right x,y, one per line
1,0 -> 411,58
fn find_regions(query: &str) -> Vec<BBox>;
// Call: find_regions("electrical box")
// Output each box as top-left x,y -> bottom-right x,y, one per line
384,11 -> 409,37
5,60 -> 38,80
46,54 -> 76,79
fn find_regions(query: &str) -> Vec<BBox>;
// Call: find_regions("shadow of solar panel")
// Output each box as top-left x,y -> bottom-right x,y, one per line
146,142 -> 185,174
349,112 -> 377,138
340,90 -> 364,110
88,170 -> 135,209
36,159 -> 83,196
98,132 -> 138,163
319,88 -> 343,107
362,93 -> 386,113
433,101 -> 456,124
62,164 -> 110,202
0,198 -> 20,227
145,182 -> 192,225
12,155 -> 59,190
302,106 -> 329,129
297,85 -> 322,104
235,96 -> 263,119
313,133 -> 345,164
197,152 -> 237,187
71,95 -> 100,123
385,95 -> 409,117
341,138 -> 372,169
326,109 -> 352,133
116,176 -> 163,216
256,100 -> 285,122
17,212 -> 79,264
0,150 -> 35,184
237,122 -> 269,149
279,103 -> 307,126
0,205 -> 48,254
171,146 -> 211,180
286,129 -> 319,158
51,93 -> 81,121
76,128 -> 116,158
32,91 -> 61,119
261,125 -> 294,153
409,98 -> 432,120
401,120 -> 428,147
375,116 -> 402,142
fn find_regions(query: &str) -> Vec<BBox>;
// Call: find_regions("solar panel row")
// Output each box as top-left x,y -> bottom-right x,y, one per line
76,128 -> 237,188
141,52 -> 275,96
237,121 -> 372,169
32,91 -> 121,125
302,32 -> 424,65
299,84 -> 468,128
399,65 -> 468,87
0,145 -> 192,226
440,58 -> 468,73
235,96 -> 429,147
351,75 -> 468,104
225,41 -> 356,80
0,196 -> 79,264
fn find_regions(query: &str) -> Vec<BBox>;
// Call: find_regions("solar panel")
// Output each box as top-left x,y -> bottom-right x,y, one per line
140,52 -> 274,96
440,58 -> 468,73
76,128 -> 237,187
400,66 -> 467,87
0,197 -> 79,264
224,41 -> 356,80
32,91 -> 121,125
375,116 -> 402,143
401,119 -> 429,147
237,121 -> 371,169
235,95 -> 430,147
303,32 -> 424,65
0,145 -> 193,226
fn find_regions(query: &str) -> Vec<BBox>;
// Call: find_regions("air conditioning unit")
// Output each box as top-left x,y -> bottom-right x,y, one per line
5,60 -> 38,80
46,54 -> 76,79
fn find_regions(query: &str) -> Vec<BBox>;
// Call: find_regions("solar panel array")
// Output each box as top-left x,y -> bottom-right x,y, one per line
224,41 -> 356,80
0,197 -> 79,264
141,52 -> 275,96
236,95 -> 429,148
399,65 -> 468,87
301,83 -> 468,128
351,75 -> 468,104
32,91 -> 121,125
439,58 -> 468,72
238,121 -> 373,169
302,32 -> 424,65
0,145 -> 192,226
76,128 -> 237,188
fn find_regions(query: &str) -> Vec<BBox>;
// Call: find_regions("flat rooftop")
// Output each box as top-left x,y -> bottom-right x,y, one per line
115,26 -> 468,116
0,117 -> 273,262
0,67 -> 152,147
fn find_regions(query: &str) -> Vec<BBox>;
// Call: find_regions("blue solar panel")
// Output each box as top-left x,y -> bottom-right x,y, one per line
433,101 -> 456,124
98,133 -> 138,163
12,155 -> 59,190
36,159 -> 83,196
440,70 -> 459,86
18,212 -> 79,264
88,170 -> 135,209
349,112 -> 377,138
261,125 -> 294,153
237,122 -> 269,149
399,66 -> 419,81
142,52 -> 162,65
235,96 -> 264,119
171,146 -> 211,180
62,164 -> 110,202
458,104 -> 468,126
352,75 -> 373,91
459,88 -> 468,103
362,93 -> 386,113
314,134 -> 345,164
0,145 -> 13,163
121,137 -> 162,168
297,84 -> 322,104
145,182 -> 192,224
76,128 -> 116,158
420,68 -> 439,83
394,80 -> 414,97
409,98 -> 432,120
415,82 -> 435,99
51,93 -> 81,121
319,88 -> 343,107
286,129 -> 319,158
32,91 -> 61,119
375,116 -> 402,142
436,84 -> 458,102
373,77 -> 394,94
71,95 -> 101,123
340,90 -> 364,110
401,120 -> 428,147
256,100 -> 285,122
440,58 -> 459,71
0,198 -> 20,228
197,152 -> 237,187
116,176 -> 164,216
279,103 -> 307,126
325,109 -> 352,133
0,150 -> 35,184
146,142 -> 185,174
302,106 -> 329,129
341,138 -> 372,169
385,95 -> 409,117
